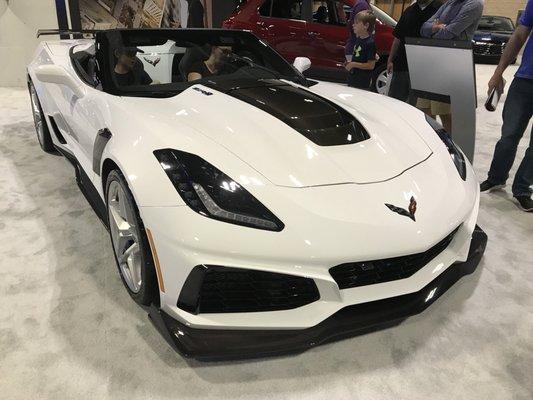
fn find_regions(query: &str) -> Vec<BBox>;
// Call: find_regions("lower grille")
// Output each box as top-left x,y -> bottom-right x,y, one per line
178,266 -> 320,314
330,228 -> 459,290
473,43 -> 505,56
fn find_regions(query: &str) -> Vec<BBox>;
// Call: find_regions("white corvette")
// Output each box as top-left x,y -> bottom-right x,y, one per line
28,28 -> 487,360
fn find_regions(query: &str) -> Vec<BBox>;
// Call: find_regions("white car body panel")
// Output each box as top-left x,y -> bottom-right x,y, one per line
27,36 -> 482,334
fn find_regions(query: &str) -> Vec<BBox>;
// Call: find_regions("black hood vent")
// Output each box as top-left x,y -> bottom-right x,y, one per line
208,80 -> 369,146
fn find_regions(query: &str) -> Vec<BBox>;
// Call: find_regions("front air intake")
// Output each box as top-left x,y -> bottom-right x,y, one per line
330,227 -> 460,290
178,265 -> 320,314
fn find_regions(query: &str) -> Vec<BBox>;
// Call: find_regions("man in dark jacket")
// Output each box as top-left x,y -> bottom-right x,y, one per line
187,0 -> 205,28
387,0 -> 441,102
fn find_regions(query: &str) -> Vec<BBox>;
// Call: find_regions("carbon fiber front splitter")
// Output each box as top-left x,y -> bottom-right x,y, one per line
147,226 -> 487,361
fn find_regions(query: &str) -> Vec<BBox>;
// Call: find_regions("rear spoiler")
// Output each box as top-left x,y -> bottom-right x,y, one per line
37,29 -> 100,38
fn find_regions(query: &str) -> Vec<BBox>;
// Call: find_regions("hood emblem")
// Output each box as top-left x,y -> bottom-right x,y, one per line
143,56 -> 161,67
385,196 -> 417,221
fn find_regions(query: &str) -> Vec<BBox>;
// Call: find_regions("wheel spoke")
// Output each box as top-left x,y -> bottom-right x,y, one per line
107,180 -> 143,294
120,242 -> 138,264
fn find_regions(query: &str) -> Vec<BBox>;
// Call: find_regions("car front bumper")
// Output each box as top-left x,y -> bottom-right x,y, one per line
147,225 -> 487,361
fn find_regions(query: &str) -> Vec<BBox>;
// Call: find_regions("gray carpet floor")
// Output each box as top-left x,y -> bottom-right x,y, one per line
0,64 -> 531,400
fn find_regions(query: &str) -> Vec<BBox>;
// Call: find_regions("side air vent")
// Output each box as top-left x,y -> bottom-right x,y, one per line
47,115 -> 67,144
178,265 -> 320,314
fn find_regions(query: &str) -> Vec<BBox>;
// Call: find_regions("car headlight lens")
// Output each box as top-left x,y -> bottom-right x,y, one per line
425,115 -> 467,180
154,149 -> 284,231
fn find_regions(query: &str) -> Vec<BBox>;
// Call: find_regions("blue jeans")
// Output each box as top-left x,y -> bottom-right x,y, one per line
487,77 -> 533,197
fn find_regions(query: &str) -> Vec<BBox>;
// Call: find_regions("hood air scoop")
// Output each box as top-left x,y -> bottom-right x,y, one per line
223,82 -> 369,146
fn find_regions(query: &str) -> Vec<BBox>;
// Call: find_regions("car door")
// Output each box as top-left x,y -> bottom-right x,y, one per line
256,0 -> 311,63
305,0 -> 351,76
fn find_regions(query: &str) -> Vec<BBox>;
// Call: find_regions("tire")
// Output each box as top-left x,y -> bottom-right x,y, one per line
28,79 -> 55,153
106,169 -> 158,306
372,63 -> 389,95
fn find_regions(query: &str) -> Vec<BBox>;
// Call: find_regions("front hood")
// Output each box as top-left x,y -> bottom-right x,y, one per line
123,80 -> 432,187
474,31 -> 511,43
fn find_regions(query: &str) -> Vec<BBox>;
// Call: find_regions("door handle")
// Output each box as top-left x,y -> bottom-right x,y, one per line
308,31 -> 320,36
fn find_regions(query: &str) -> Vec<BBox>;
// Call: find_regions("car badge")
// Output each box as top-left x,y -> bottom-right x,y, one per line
385,196 -> 417,221
143,56 -> 161,67
192,87 -> 213,96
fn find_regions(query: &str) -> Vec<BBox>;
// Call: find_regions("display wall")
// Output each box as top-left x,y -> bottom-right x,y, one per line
72,0 -> 213,30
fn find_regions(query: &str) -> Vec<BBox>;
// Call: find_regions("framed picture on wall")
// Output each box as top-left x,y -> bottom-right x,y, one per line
113,0 -> 146,28
79,0 -> 119,30
140,0 -> 165,28
161,0 -> 183,28
71,0 -> 212,30
96,0 -> 116,13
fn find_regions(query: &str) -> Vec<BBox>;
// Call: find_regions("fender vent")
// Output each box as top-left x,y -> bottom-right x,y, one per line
48,115 -> 67,144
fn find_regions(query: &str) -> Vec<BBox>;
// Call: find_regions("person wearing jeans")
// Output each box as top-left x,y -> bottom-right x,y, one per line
481,0 -> 533,212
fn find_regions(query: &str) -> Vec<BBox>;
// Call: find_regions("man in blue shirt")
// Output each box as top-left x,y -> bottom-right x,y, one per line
420,0 -> 484,40
418,0 -> 483,134
481,0 -> 533,212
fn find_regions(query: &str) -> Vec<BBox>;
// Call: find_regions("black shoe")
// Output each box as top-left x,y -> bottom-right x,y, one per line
480,180 -> 505,192
515,196 -> 533,212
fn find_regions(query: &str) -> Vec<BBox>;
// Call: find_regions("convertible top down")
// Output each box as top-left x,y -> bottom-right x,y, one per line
27,28 -> 486,360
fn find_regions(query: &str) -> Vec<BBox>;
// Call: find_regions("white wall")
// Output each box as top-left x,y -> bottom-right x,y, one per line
0,0 -> 59,87
484,0 -> 527,24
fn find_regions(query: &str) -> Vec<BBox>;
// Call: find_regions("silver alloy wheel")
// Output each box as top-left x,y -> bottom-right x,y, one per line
29,83 -> 44,145
375,69 -> 390,95
107,180 -> 143,293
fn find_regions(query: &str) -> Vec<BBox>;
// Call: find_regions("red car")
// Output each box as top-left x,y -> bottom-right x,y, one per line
223,0 -> 396,92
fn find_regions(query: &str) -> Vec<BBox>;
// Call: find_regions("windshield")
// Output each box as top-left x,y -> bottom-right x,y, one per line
97,29 -> 306,97
342,4 -> 397,28
370,4 -> 397,28
477,16 -> 514,32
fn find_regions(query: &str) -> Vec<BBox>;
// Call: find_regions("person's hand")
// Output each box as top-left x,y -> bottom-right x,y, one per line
432,19 -> 445,33
387,61 -> 393,74
488,72 -> 504,96
345,62 -> 354,71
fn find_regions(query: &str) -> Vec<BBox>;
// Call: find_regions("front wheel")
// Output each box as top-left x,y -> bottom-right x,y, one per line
372,63 -> 390,95
106,170 -> 158,306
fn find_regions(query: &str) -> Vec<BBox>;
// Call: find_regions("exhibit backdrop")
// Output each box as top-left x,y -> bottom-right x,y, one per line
67,0 -> 213,30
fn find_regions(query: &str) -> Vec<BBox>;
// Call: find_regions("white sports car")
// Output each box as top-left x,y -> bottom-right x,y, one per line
28,28 -> 487,360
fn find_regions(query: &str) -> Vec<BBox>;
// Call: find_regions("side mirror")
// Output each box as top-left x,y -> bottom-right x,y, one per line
34,65 -> 85,98
293,57 -> 311,73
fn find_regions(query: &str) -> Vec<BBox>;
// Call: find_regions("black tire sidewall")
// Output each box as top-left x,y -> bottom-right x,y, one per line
28,80 -> 55,153
105,169 -> 158,306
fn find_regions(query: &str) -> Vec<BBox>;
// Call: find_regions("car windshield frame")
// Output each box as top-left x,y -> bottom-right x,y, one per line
95,28 -> 308,98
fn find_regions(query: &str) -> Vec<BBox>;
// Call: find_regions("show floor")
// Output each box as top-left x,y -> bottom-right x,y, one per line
0,64 -> 531,400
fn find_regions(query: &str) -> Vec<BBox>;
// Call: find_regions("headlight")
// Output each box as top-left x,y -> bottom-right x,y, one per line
154,149 -> 284,231
425,115 -> 467,180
